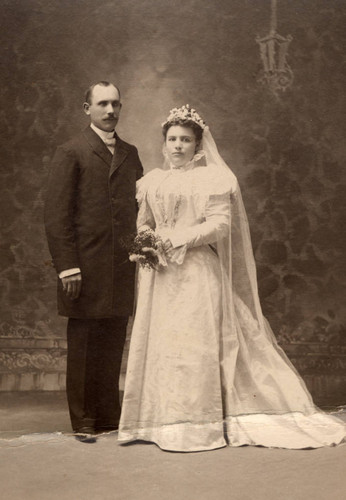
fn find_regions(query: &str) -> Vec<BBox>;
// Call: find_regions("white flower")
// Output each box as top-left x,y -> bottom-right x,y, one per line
161,104 -> 206,129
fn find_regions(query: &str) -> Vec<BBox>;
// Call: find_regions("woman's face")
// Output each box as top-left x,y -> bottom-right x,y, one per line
165,125 -> 197,168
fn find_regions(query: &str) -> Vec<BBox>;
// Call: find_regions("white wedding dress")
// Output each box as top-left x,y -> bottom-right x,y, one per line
118,161 -> 346,452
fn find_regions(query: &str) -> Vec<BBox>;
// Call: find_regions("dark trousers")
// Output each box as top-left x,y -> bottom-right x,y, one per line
66,317 -> 128,432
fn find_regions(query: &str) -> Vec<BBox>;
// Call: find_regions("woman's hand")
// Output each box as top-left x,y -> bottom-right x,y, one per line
163,238 -> 176,260
163,239 -> 173,253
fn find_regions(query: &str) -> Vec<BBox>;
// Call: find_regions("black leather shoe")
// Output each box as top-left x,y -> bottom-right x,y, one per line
95,426 -> 118,435
74,427 -> 97,443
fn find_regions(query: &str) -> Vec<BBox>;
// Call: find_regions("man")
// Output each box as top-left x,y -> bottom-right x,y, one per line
44,81 -> 143,438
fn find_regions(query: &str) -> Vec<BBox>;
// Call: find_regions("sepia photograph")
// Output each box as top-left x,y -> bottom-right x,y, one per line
0,0 -> 345,499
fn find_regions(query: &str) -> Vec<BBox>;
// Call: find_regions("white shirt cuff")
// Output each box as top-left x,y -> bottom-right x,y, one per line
59,268 -> 81,279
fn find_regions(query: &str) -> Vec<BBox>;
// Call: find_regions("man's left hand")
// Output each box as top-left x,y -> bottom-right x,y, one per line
61,273 -> 82,300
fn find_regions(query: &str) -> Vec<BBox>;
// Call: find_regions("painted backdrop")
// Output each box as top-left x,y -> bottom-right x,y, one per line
0,0 -> 345,404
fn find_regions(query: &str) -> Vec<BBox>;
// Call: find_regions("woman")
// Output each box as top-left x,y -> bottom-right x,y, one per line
118,105 -> 346,452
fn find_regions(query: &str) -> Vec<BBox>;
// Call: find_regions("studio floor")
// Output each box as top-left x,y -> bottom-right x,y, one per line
1,392 -> 345,500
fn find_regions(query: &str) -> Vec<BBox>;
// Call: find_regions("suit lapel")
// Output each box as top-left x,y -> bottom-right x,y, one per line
109,137 -> 129,178
83,127 -> 113,168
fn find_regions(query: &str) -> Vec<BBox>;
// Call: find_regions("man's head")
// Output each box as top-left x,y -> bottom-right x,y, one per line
83,82 -> 122,132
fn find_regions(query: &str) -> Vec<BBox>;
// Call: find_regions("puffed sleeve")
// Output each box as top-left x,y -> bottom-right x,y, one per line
168,165 -> 234,249
136,169 -> 163,232
169,192 -> 231,249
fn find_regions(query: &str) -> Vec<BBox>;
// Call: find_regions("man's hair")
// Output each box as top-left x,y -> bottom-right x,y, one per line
85,81 -> 121,104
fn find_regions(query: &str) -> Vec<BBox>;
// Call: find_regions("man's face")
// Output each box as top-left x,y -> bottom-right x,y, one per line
83,84 -> 122,132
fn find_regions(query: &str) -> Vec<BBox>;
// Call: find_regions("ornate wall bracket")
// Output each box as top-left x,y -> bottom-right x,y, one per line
256,0 -> 293,94
256,32 -> 293,94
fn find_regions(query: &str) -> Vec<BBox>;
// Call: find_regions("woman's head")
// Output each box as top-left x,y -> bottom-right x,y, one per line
162,118 -> 204,144
162,106 -> 206,168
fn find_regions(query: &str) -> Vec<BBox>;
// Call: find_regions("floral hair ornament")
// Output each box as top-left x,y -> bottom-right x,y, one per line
161,104 -> 207,130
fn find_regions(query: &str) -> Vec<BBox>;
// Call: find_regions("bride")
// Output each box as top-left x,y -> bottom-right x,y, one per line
118,105 -> 346,452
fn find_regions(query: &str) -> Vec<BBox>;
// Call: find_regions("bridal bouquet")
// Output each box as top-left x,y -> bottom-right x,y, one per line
126,229 -> 166,270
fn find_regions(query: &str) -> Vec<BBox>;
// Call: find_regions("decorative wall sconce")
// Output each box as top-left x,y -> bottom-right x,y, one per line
256,0 -> 293,94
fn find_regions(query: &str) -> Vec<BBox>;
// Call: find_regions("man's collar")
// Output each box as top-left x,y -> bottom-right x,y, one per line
90,123 -> 116,142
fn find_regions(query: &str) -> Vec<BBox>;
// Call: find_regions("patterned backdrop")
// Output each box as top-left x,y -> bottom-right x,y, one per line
0,0 -> 345,403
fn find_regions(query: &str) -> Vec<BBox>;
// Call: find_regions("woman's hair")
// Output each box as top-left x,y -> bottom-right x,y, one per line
162,119 -> 204,144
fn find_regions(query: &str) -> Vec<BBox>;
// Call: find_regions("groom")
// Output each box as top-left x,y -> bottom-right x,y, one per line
44,81 -> 143,437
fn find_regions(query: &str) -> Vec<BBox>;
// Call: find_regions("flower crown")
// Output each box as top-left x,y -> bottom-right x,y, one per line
161,104 -> 207,130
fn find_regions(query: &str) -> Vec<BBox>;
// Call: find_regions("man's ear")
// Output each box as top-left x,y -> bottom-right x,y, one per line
83,102 -> 91,116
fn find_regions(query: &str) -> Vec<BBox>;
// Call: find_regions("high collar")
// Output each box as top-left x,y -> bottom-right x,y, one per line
90,123 -> 116,143
169,150 -> 206,173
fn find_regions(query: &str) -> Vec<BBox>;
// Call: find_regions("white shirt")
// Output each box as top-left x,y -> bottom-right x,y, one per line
90,123 -> 116,154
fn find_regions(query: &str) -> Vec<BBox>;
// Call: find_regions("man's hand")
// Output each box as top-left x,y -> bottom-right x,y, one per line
61,273 -> 82,300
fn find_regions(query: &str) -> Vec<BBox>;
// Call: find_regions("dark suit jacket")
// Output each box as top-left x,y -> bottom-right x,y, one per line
44,126 -> 143,318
